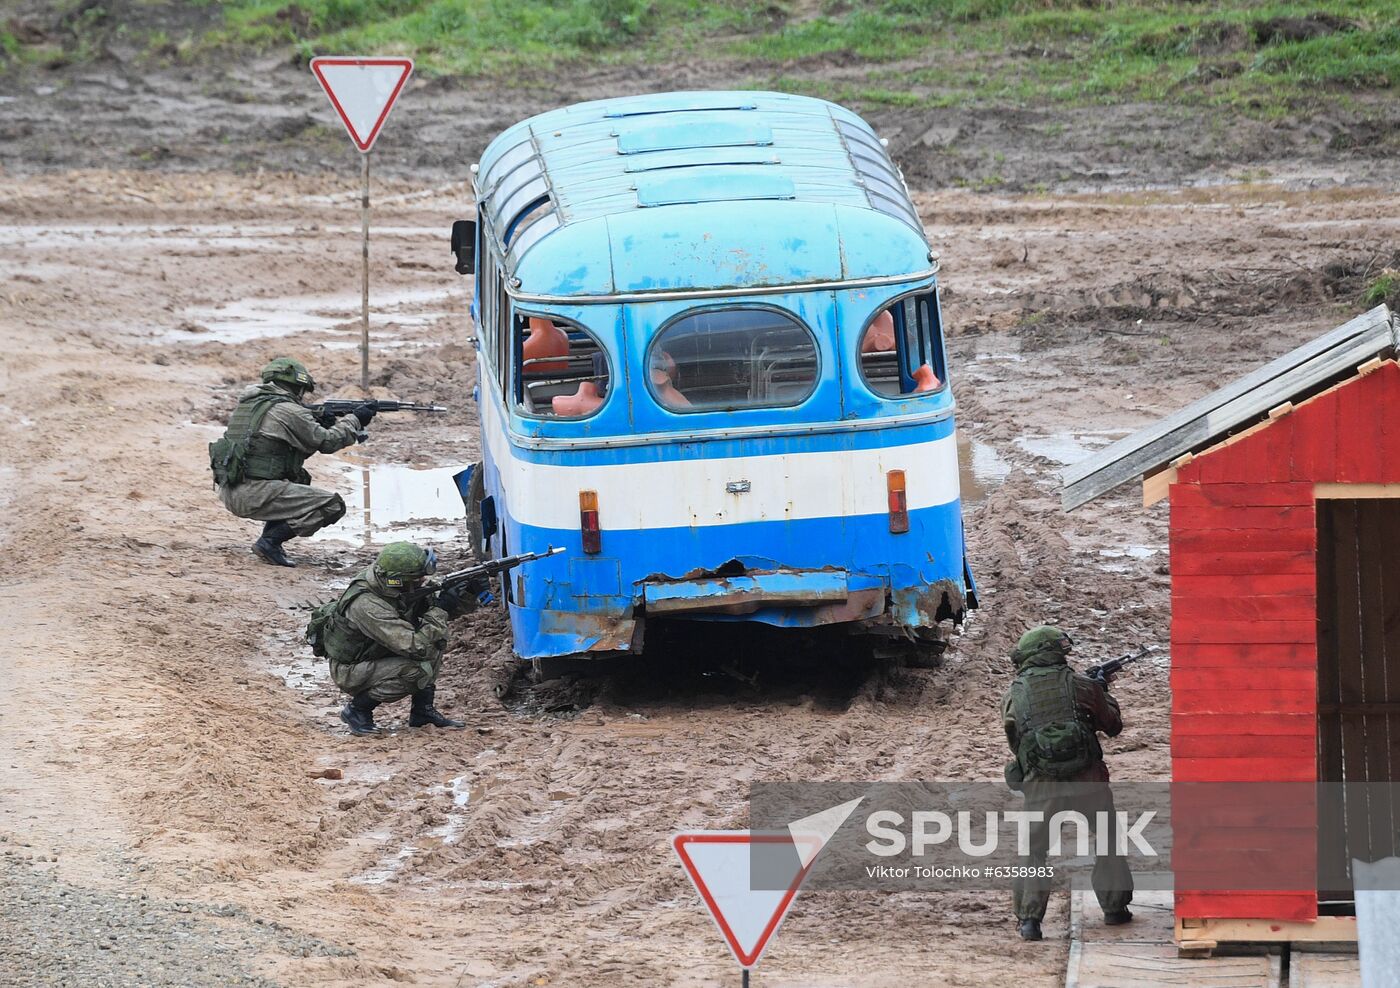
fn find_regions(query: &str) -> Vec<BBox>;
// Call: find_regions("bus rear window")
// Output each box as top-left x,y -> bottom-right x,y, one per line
647,307 -> 818,412
516,315 -> 610,419
858,291 -> 946,398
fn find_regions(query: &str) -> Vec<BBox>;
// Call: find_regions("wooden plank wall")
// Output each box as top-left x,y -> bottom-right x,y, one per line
1166,364 -> 1400,922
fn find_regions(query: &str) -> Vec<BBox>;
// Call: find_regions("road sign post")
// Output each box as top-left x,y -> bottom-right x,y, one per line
309,56 -> 414,392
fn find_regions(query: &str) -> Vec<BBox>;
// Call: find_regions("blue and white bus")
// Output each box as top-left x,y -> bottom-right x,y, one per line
450,91 -> 976,665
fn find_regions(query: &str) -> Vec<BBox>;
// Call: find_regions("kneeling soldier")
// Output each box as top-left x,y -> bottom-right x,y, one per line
320,542 -> 483,735
210,357 -> 375,567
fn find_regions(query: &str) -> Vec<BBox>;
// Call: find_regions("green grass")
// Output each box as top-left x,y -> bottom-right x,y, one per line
1362,272 -> 1400,308
16,0 -> 1400,115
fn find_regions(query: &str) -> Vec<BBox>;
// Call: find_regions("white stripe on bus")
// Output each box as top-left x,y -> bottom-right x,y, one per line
480,399 -> 962,531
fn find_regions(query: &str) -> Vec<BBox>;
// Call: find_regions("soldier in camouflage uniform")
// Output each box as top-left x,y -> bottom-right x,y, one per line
210,358 -> 375,567
320,542 -> 486,736
1002,626 -> 1134,941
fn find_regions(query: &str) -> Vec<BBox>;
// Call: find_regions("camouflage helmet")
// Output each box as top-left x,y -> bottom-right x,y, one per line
260,357 -> 315,394
374,542 -> 437,589
1011,625 -> 1073,667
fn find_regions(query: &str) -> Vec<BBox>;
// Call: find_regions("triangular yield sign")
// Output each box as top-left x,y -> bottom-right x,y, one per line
310,56 -> 414,152
672,832 -> 819,970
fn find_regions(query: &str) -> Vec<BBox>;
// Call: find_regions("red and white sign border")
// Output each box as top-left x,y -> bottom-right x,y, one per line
672,831 -> 820,970
309,56 -> 414,153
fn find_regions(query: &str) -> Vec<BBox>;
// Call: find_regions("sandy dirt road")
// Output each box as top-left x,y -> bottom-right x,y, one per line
1,166 -> 1397,985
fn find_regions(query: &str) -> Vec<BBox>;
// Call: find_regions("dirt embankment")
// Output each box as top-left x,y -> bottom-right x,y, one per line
1,164 -> 1397,985
5,37 -> 1400,194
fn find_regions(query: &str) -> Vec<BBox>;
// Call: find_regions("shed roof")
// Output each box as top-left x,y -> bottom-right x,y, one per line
1062,305 -> 1397,510
473,91 -> 932,297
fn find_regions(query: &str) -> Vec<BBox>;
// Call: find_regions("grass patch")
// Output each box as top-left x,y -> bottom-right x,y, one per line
24,0 -> 1396,116
1362,271 -> 1400,308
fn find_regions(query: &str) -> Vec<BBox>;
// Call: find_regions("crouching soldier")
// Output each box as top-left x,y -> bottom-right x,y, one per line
1002,626 -> 1134,941
210,357 -> 375,567
315,542 -> 485,736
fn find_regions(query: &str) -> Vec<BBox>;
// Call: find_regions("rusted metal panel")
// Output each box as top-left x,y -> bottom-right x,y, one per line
643,569 -> 848,616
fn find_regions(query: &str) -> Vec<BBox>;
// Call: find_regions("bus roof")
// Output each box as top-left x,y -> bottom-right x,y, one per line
474,91 -> 934,299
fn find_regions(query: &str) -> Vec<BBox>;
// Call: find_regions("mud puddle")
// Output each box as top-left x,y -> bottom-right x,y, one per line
1096,545 -> 1163,573
1014,430 -> 1125,466
170,286 -> 456,344
957,432 -> 1011,504
312,456 -> 467,546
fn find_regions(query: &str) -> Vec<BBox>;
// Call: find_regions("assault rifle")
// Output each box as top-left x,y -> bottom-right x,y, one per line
404,546 -> 566,608
1086,644 -> 1153,686
310,398 -> 447,423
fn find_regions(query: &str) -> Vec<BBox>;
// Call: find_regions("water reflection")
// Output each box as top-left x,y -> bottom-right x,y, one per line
312,455 -> 465,546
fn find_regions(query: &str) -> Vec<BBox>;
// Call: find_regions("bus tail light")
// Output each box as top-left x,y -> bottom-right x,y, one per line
887,470 -> 909,534
580,490 -> 601,554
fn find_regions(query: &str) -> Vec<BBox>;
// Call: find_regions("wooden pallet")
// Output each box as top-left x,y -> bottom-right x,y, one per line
1176,915 -> 1358,958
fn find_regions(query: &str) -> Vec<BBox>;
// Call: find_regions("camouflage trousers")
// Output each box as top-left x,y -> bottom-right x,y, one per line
1012,777 -> 1134,921
219,479 -> 346,537
330,653 -> 442,704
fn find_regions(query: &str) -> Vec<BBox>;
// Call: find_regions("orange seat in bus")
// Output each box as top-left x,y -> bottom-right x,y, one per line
552,381 -> 603,417
523,318 -> 570,374
861,309 -> 896,354
913,363 -> 941,392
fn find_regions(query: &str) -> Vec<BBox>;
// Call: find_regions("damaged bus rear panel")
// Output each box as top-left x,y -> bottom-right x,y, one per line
454,90 -> 976,663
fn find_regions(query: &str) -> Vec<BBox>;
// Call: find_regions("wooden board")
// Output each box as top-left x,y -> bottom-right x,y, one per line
1062,306 -> 1395,510
1290,949 -> 1362,988
1067,890 -> 1282,988
1316,497 -> 1400,901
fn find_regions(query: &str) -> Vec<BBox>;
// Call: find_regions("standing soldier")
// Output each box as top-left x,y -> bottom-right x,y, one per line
1002,625 -> 1134,941
210,358 -> 375,567
315,542 -> 486,735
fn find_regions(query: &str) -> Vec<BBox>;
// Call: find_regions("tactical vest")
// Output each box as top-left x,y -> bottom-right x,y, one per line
1009,664 -> 1102,780
209,391 -> 307,487
317,578 -> 429,666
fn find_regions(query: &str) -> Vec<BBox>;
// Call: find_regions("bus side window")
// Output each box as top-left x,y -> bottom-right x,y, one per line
497,279 -> 511,399
514,315 -> 610,420
477,244 -> 496,368
857,291 -> 946,397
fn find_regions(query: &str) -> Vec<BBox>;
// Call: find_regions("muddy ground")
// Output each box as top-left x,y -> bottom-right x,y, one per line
3,54 -> 1400,988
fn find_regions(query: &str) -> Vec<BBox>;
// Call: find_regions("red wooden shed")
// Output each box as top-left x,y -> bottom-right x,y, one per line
1062,306 -> 1399,952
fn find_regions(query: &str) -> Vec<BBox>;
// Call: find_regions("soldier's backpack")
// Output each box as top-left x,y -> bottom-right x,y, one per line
1010,664 -> 1101,780
305,583 -> 376,662
305,600 -> 337,658
209,391 -> 286,487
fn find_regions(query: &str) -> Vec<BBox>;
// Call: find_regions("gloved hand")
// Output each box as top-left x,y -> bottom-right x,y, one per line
466,574 -> 495,606
436,585 -> 466,614
316,410 -> 338,427
352,403 -> 377,427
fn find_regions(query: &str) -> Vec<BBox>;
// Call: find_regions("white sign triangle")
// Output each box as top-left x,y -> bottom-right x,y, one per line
310,56 -> 414,152
672,832 -> 819,970
787,796 -> 865,868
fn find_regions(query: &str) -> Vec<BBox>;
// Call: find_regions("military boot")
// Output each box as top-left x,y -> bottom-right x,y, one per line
253,521 -> 297,568
408,686 -> 464,729
1018,919 -> 1043,941
339,693 -> 379,736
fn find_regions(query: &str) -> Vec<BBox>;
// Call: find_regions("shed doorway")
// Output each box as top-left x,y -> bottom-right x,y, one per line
1316,496 -> 1400,907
